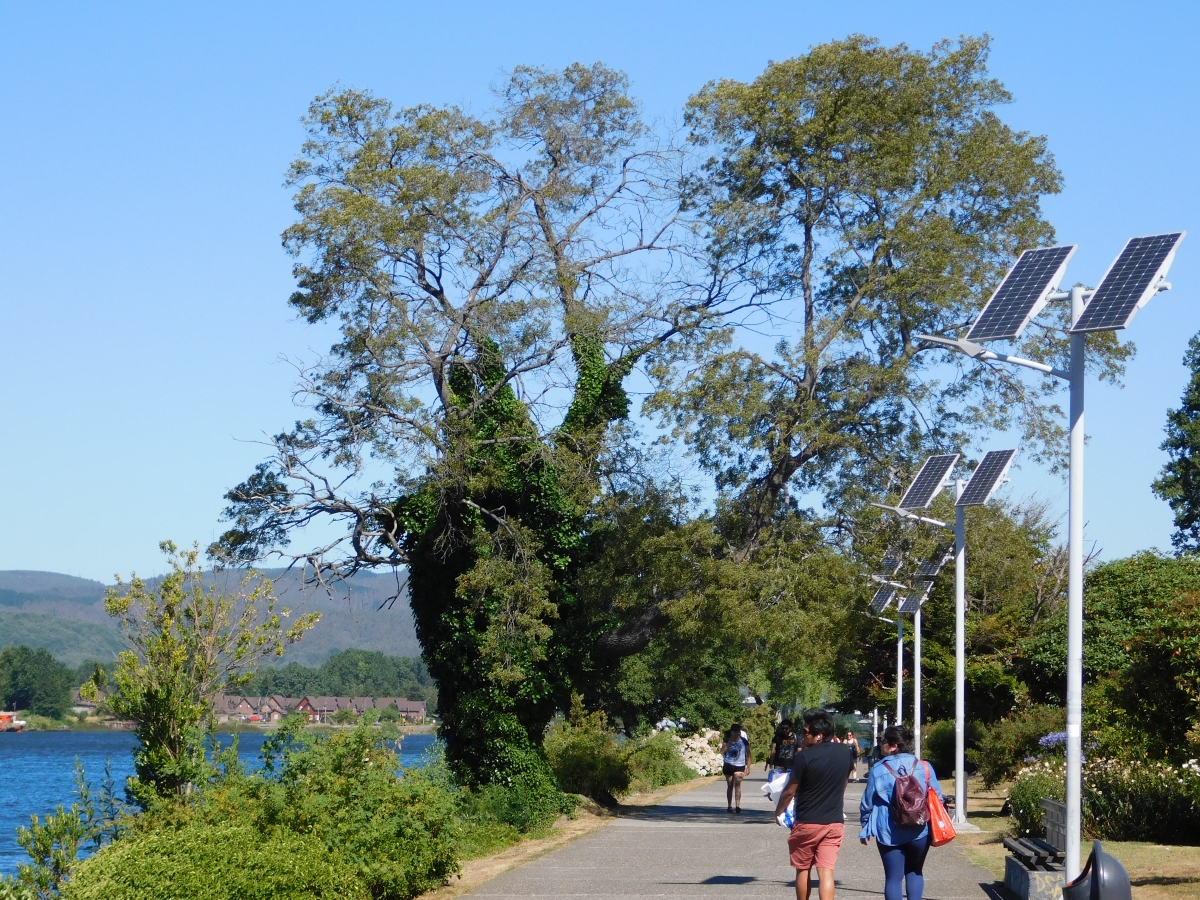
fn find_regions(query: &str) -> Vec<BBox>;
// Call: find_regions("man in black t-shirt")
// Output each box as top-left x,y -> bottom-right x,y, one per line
774,709 -> 856,900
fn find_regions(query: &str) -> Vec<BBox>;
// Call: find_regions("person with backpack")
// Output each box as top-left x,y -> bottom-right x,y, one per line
720,724 -> 751,813
859,725 -> 946,900
774,709 -> 857,900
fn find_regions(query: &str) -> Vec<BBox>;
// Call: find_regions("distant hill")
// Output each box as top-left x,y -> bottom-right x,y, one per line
0,608 -> 125,668
0,568 -> 421,669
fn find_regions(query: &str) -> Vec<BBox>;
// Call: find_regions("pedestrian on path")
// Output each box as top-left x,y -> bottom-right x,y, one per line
719,724 -> 750,813
859,725 -> 945,900
774,709 -> 857,900
767,719 -> 798,775
844,731 -> 861,780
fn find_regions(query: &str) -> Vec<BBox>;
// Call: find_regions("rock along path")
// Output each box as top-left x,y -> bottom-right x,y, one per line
464,771 -> 1003,899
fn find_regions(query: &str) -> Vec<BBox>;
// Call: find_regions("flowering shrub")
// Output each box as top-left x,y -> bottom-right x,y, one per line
1008,758 -> 1064,838
1038,732 -> 1067,751
969,705 -> 1065,788
1009,756 -> 1200,844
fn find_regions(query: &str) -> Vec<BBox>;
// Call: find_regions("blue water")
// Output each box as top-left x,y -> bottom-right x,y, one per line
0,730 -> 437,876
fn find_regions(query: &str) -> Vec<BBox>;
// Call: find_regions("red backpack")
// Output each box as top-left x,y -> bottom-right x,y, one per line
882,760 -> 930,827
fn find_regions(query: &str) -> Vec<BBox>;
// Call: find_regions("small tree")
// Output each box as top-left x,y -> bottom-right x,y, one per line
1153,331 -> 1200,551
86,542 -> 319,804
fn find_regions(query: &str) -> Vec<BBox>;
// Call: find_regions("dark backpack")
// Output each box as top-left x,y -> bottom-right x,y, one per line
882,760 -> 929,827
775,733 -> 797,765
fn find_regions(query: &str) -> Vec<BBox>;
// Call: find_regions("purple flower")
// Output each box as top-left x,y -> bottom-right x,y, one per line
1039,732 -> 1068,749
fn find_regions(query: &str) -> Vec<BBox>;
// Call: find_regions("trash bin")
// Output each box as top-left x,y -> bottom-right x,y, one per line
1062,840 -> 1131,900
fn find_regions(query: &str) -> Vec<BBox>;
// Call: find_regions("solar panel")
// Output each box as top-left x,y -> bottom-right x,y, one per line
956,449 -> 1018,507
1071,232 -> 1186,333
966,245 -> 1077,342
870,586 -> 896,613
873,548 -> 904,578
915,546 -> 954,580
898,454 -> 959,510
898,594 -> 923,614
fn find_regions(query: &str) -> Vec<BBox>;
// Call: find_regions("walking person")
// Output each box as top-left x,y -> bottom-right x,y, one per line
767,719 -> 798,775
774,709 -> 857,900
844,731 -> 861,780
859,725 -> 946,900
719,724 -> 750,813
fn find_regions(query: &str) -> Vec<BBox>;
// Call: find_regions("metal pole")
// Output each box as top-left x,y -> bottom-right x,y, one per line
896,616 -> 904,728
914,605 -> 922,758
1065,285 -> 1087,879
954,480 -> 968,825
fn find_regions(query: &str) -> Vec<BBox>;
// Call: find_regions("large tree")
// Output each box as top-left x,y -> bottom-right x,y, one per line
651,36 -> 1128,558
215,64 -> 739,784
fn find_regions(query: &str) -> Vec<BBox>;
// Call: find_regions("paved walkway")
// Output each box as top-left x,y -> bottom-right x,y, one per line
466,772 -> 1003,899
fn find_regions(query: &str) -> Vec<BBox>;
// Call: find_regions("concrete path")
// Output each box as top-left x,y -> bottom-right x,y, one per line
466,771 -> 1003,899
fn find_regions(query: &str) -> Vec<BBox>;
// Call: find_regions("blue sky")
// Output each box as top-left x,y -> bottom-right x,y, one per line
1,1 -> 1197,581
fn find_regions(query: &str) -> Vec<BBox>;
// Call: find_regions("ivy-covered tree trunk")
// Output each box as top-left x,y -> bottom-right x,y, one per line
215,64 -> 729,785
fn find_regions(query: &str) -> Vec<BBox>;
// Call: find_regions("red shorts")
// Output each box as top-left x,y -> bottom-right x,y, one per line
787,822 -> 844,870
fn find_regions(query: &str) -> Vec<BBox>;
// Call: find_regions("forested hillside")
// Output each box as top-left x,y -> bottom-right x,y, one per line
0,568 -> 420,667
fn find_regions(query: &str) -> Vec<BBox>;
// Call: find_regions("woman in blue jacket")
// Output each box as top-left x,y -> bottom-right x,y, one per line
859,725 -> 945,900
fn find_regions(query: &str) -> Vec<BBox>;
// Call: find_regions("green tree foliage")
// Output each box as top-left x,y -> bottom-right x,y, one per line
0,646 -> 73,718
651,35 -> 1115,553
1023,552 -> 1200,760
214,63 -> 737,785
251,725 -> 461,899
91,542 -> 319,804
65,824 -> 367,900
244,649 -> 436,706
1153,331 -> 1200,551
1,760 -> 125,900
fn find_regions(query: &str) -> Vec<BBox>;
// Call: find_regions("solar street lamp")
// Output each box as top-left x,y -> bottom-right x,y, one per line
873,449 -> 1016,827
915,232 -> 1186,879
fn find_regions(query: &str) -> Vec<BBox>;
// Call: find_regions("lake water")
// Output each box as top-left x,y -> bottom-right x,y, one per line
0,729 -> 438,877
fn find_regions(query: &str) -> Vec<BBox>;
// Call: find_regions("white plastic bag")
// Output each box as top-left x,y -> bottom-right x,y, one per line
762,769 -> 790,801
776,798 -> 796,828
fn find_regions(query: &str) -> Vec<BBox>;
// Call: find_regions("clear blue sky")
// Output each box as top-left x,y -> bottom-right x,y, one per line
2,1 -> 1198,581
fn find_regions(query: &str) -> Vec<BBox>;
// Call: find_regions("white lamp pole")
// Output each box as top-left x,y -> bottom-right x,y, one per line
896,617 -> 904,728
1064,285 -> 1087,877
913,604 -> 922,757
953,480 -> 968,826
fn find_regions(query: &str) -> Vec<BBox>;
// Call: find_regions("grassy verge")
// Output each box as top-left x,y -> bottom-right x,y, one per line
957,779 -> 1200,900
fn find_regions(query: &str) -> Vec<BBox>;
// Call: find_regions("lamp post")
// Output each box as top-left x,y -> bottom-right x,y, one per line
915,232 -> 1185,878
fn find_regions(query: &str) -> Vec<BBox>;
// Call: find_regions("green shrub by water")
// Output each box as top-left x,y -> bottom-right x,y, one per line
65,823 -> 367,900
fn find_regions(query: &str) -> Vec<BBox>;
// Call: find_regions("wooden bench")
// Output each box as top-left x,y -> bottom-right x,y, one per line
1003,836 -> 1066,871
1003,798 -> 1067,899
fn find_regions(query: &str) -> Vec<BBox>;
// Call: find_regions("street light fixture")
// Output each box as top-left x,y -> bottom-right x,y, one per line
873,449 -> 1016,827
914,232 -> 1186,879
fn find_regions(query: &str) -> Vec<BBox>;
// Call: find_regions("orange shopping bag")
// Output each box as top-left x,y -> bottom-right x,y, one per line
924,762 -> 956,846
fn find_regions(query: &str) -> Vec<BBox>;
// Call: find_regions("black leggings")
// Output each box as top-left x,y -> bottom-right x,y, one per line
877,834 -> 931,900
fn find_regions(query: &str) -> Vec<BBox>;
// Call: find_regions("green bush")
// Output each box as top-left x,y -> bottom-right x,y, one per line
544,707 -> 629,804
968,705 -> 1064,788
1009,757 -> 1200,844
922,719 -> 985,781
65,823 -> 367,900
545,702 -> 696,803
625,732 -> 696,793
1008,758 -> 1064,838
1083,758 -> 1200,844
255,725 -> 460,900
